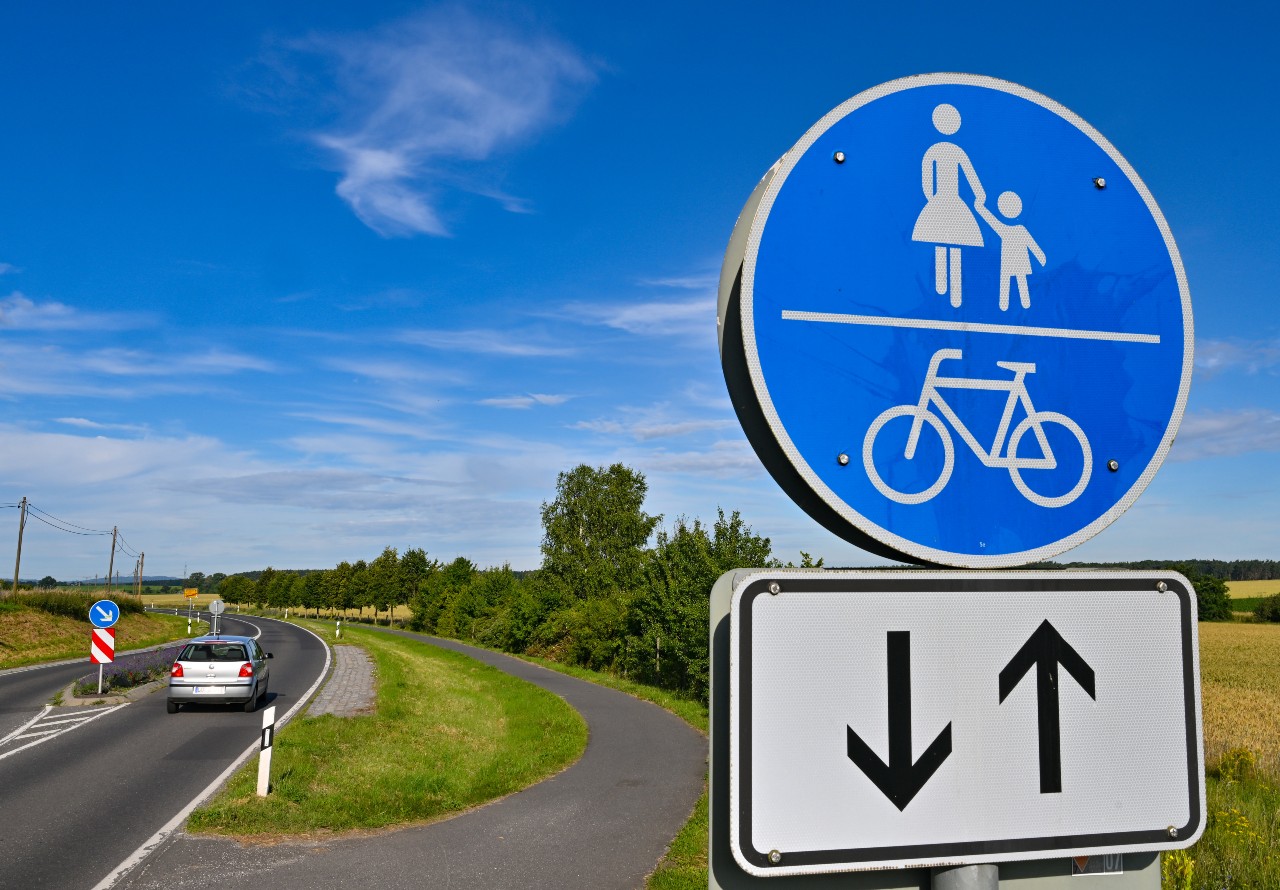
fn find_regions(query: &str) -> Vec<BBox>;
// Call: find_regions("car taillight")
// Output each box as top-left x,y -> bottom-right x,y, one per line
238,662 -> 254,678
171,663 -> 183,678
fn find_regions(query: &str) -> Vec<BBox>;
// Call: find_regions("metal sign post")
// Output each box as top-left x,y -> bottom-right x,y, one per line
208,598 -> 225,635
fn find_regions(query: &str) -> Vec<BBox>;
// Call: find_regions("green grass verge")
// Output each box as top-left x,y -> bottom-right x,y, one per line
0,607 -> 194,669
186,623 -> 587,835
1167,754 -> 1280,889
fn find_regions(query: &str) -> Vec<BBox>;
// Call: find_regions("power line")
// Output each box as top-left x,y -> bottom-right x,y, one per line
27,504 -> 113,535
26,512 -> 112,537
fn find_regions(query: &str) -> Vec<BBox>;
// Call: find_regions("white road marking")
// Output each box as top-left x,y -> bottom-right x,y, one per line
0,706 -> 51,746
0,704 -> 128,762
92,616 -> 332,890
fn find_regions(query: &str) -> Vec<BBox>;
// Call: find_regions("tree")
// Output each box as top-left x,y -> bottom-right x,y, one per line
254,568 -> 277,609
349,560 -> 370,618
540,463 -> 660,600
624,509 -> 774,696
368,546 -> 400,622
399,547 -> 432,615
1254,594 -> 1280,623
39,575 -> 57,589
1176,564 -> 1232,621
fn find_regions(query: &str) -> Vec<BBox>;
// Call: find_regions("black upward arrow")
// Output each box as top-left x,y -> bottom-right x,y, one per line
999,620 -> 1096,794
847,631 -> 952,811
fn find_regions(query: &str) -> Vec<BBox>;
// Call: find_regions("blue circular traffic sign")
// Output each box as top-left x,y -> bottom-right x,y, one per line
90,598 -> 120,629
726,74 -> 1192,567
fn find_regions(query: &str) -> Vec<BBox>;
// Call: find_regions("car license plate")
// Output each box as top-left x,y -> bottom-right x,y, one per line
193,686 -> 226,695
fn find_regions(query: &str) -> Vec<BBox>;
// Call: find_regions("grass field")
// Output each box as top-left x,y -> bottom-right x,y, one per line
1225,579 -> 1280,615
0,605 -> 193,669
1225,580 -> 1280,599
140,593 -> 412,623
1191,620 -> 1280,889
187,622 -> 587,836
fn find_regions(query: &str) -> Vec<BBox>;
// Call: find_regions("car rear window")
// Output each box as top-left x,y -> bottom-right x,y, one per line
179,643 -> 248,662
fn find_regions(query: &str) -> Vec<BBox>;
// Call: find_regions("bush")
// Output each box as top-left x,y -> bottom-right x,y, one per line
1173,565 -> 1232,621
13,590 -> 143,621
74,645 -> 182,696
1253,593 -> 1280,623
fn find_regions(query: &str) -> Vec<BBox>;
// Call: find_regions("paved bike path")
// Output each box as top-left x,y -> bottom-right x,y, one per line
114,629 -> 708,890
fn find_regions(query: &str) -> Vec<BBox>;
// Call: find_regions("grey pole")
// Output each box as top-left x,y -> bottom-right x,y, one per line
931,865 -> 998,890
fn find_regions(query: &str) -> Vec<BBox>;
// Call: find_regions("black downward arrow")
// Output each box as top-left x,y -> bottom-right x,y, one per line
847,631 -> 952,811
999,620 -> 1096,794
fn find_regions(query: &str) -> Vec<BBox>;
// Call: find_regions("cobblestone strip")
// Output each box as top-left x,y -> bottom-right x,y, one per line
307,645 -> 376,717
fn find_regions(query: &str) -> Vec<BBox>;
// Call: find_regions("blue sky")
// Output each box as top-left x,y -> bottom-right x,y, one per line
1,1 -> 1276,581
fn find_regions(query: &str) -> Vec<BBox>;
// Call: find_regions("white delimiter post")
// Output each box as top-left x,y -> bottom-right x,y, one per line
257,705 -> 277,797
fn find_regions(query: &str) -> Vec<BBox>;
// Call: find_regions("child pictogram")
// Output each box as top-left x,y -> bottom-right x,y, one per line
977,191 -> 1046,311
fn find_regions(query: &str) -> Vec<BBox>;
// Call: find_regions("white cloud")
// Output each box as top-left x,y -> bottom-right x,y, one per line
480,393 -> 571,409
324,356 -> 463,384
640,273 -> 719,290
289,8 -> 596,237
0,341 -> 274,400
565,295 -> 715,338
631,440 -> 764,477
0,263 -> 20,275
1195,338 -> 1280,377
286,412 -> 452,442
571,399 -> 736,441
1170,408 -> 1280,460
0,292 -> 152,331
55,417 -> 150,434
398,327 -> 575,357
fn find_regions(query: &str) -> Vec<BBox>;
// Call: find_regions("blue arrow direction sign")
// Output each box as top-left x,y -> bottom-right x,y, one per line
89,599 -> 120,629
729,74 -> 1193,567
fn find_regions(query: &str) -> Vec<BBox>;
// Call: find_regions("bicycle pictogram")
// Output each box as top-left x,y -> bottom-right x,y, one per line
863,348 -> 1092,508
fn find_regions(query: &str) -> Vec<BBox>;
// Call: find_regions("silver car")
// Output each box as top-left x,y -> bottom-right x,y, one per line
168,634 -> 272,713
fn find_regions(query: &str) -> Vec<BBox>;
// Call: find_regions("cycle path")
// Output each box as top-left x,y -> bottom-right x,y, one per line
113,629 -> 708,890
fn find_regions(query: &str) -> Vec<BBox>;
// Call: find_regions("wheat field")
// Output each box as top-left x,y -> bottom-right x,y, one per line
1198,621 -> 1280,774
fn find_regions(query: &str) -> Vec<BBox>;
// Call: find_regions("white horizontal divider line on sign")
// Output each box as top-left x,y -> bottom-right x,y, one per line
781,310 -> 1161,345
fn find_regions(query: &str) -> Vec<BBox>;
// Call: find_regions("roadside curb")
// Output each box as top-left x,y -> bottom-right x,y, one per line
55,677 -> 167,708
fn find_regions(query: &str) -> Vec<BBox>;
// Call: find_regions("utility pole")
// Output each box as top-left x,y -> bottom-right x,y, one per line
11,496 -> 27,596
137,552 -> 145,599
106,526 -> 118,594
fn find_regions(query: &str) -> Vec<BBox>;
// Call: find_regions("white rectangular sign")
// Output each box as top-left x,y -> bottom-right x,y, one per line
729,571 -> 1203,876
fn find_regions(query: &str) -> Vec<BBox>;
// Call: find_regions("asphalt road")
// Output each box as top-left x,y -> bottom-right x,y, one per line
0,614 -> 328,890
112,628 -> 709,890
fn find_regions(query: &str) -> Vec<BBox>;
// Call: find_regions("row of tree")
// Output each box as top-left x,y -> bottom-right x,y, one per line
208,462 -> 1245,701
211,464 -> 784,698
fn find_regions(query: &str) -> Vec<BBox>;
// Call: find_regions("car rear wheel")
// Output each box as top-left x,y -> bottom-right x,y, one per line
167,700 -> 179,714
243,685 -> 257,713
